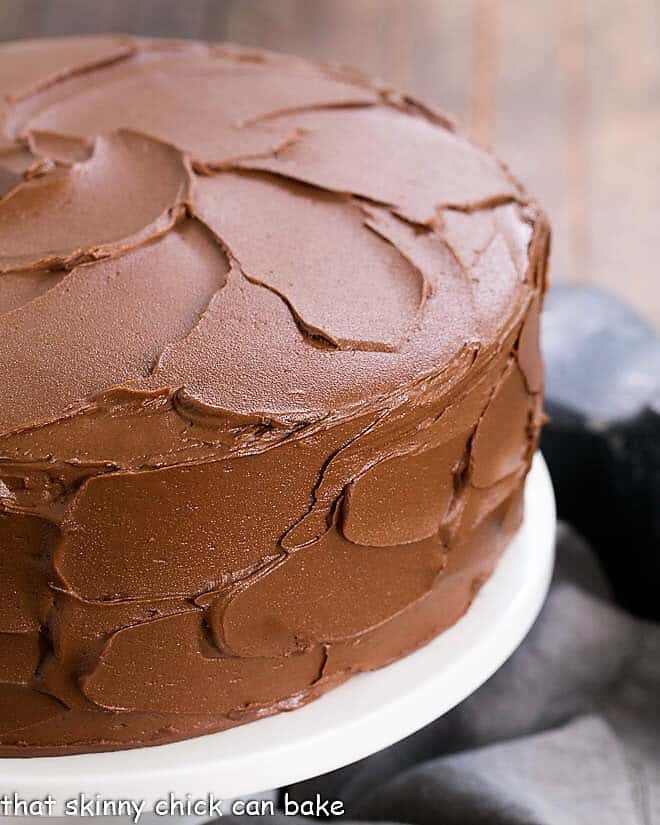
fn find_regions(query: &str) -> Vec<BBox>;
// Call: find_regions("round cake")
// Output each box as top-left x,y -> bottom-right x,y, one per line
0,36 -> 549,756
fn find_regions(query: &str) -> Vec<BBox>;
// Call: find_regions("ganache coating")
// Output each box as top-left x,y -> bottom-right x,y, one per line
0,36 -> 550,755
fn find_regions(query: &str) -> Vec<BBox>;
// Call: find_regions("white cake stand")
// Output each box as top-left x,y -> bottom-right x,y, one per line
3,453 -> 555,814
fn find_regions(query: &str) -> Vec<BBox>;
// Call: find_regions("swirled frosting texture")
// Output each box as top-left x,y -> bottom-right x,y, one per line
0,36 -> 549,755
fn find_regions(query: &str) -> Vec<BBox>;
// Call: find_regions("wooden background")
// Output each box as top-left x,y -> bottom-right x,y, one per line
2,0 -> 658,328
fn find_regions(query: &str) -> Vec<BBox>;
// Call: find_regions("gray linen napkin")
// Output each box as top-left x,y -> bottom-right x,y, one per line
223,524 -> 660,824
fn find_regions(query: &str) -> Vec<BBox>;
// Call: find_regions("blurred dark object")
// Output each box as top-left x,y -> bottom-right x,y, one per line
541,285 -> 660,619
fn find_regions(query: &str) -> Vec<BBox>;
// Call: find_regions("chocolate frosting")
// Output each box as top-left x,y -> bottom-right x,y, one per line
0,36 -> 549,755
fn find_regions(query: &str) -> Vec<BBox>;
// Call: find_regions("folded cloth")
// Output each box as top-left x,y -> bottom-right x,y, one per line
222,524 -> 660,825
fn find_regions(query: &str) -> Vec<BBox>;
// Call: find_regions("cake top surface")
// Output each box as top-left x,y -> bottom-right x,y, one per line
0,36 -> 539,438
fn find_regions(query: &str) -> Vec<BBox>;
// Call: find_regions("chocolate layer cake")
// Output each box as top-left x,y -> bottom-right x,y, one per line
0,36 -> 549,756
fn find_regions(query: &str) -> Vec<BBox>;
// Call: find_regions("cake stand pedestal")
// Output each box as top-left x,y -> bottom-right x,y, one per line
2,453 -> 555,818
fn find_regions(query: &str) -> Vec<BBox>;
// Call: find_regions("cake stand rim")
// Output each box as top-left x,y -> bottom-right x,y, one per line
2,451 -> 556,807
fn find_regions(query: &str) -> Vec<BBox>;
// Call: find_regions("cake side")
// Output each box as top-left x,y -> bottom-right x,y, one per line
0,36 -> 549,755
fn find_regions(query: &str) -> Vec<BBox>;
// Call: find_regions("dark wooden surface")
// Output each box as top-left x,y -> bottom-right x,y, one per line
2,0 -> 658,327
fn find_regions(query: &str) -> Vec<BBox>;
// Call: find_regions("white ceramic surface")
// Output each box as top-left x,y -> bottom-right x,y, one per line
1,453 -> 555,812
